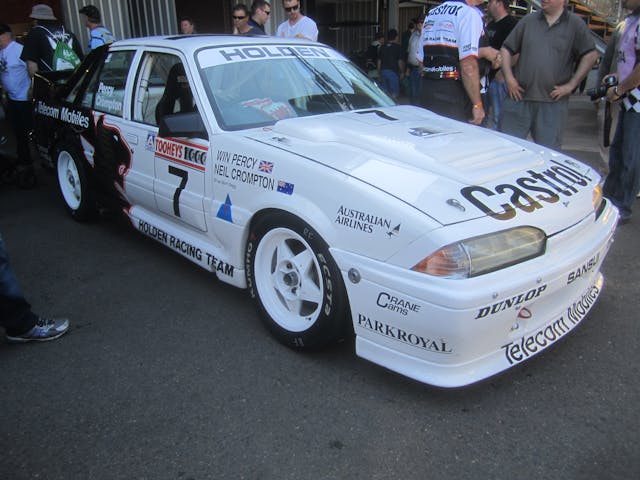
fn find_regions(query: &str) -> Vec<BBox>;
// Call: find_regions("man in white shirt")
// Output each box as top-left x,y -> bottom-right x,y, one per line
276,0 -> 318,41
0,23 -> 36,187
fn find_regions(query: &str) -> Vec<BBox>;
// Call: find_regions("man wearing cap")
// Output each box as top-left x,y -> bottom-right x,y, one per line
79,5 -> 115,51
0,23 -> 35,187
20,4 -> 83,76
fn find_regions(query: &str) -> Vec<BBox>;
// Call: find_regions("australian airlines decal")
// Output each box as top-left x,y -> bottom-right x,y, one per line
154,136 -> 207,172
461,162 -> 593,220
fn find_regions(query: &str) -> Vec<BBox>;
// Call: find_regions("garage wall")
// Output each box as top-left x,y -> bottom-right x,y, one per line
61,0 -> 178,53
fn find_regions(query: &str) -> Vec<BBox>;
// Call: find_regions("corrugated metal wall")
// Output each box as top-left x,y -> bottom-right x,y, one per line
61,0 -> 177,53
127,0 -> 178,37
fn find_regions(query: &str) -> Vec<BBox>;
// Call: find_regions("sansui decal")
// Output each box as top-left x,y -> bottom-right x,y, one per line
461,163 -> 592,220
475,285 -> 547,319
357,314 -> 451,353
502,284 -> 600,365
376,292 -> 421,316
567,252 -> 600,284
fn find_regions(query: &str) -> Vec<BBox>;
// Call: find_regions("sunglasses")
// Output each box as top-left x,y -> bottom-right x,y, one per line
232,15 -> 247,19
284,4 -> 300,12
262,9 -> 271,15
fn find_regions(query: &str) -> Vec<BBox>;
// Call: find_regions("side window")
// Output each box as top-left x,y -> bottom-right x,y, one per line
91,50 -> 136,117
132,53 -> 184,126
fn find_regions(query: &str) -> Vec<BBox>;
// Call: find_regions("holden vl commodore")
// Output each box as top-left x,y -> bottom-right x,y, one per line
31,36 -> 618,387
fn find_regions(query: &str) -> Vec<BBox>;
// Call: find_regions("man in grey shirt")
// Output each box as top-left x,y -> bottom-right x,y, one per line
499,0 -> 597,149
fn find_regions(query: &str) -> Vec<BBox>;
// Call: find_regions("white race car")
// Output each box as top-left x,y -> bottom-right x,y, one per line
32,36 -> 618,387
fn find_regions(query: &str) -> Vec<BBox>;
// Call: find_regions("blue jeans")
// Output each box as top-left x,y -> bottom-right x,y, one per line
488,80 -> 507,130
603,108 -> 640,218
0,234 -> 35,335
380,69 -> 400,98
409,66 -> 421,105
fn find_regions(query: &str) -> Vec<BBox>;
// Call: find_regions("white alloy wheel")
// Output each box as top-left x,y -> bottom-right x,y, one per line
246,214 -> 349,350
57,150 -> 82,210
253,227 -> 324,332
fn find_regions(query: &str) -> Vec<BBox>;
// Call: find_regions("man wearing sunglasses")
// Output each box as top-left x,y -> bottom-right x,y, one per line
232,4 -> 262,35
249,1 -> 271,34
276,0 -> 318,41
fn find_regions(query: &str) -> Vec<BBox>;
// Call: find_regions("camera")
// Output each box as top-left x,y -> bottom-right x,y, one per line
586,75 -> 617,101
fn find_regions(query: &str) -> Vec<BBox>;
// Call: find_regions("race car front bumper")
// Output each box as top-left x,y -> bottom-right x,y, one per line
331,200 -> 618,387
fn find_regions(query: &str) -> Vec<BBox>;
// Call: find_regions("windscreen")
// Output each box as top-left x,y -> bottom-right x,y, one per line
197,44 -> 395,130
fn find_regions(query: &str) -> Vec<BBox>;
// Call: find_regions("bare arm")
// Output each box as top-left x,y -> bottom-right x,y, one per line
606,63 -> 640,102
550,50 -> 598,100
459,56 -> 484,125
500,47 -> 524,101
27,60 -> 38,78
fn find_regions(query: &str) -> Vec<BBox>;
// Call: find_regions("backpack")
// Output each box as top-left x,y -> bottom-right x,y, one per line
38,25 -> 81,71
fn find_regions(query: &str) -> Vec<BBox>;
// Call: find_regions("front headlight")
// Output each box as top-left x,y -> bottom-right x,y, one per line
593,183 -> 603,212
411,227 -> 546,278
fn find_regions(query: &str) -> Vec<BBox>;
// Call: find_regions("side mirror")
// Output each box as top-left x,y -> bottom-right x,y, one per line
158,111 -> 208,140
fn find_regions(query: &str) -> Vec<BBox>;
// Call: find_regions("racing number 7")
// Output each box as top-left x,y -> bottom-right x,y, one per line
168,166 -> 188,217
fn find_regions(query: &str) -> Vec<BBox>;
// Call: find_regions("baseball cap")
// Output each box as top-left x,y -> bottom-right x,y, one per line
0,23 -> 12,35
30,4 -> 57,21
79,5 -> 101,23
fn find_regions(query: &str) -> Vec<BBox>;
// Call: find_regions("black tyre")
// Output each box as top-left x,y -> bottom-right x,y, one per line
246,213 -> 349,350
56,145 -> 96,221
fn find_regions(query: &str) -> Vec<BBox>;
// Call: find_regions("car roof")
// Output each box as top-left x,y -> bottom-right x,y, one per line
110,35 -> 325,54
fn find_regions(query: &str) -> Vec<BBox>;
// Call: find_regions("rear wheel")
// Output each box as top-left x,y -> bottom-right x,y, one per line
246,213 -> 349,350
56,145 -> 96,221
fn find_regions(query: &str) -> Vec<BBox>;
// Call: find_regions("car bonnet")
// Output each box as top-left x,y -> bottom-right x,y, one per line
252,105 -> 600,231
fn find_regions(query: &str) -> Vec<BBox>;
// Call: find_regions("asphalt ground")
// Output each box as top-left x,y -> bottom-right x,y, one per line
0,96 -> 639,479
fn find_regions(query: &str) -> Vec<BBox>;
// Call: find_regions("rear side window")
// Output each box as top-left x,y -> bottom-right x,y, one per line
89,50 -> 135,116
132,52 -> 183,126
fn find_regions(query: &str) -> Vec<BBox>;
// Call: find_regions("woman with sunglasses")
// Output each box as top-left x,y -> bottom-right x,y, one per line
275,0 -> 317,41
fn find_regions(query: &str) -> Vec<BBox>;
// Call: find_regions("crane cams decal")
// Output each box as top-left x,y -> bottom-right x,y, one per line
501,284 -> 600,365
461,162 -> 592,220
376,292 -> 422,316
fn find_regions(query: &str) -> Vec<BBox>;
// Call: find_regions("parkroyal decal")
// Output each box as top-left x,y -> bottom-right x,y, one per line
335,205 -> 400,236
461,163 -> 593,221
376,292 -> 421,316
136,220 -> 234,277
214,45 -> 337,64
475,285 -> 547,319
155,137 -> 207,171
501,284 -> 600,365
567,252 -> 600,285
357,314 -> 452,354
214,150 -> 277,191
36,101 -> 90,129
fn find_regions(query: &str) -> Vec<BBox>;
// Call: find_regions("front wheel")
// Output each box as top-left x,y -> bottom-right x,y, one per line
246,213 -> 349,350
56,145 -> 96,221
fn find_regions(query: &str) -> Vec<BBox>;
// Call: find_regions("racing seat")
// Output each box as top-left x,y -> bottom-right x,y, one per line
155,63 -> 195,125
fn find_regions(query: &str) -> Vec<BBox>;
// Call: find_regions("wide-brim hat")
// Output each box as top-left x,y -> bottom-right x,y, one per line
30,4 -> 57,21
